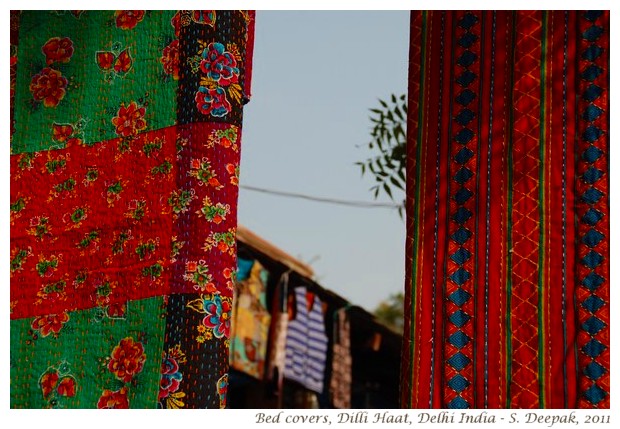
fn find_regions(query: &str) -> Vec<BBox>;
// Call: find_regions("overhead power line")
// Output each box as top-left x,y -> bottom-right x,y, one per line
240,184 -> 402,209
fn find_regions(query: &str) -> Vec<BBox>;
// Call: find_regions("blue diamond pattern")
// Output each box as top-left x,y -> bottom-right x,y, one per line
448,396 -> 469,409
584,11 -> 604,22
447,352 -> 471,371
582,146 -> 603,163
449,310 -> 471,328
582,208 -> 603,226
449,287 -> 471,305
448,374 -> 470,392
453,188 -> 473,204
583,105 -> 603,122
582,295 -> 605,313
584,361 -> 606,381
454,168 -> 473,184
455,89 -> 476,106
582,45 -> 603,62
582,167 -> 603,184
581,188 -> 603,205
582,338 -> 606,358
455,109 -> 475,126
456,70 -> 476,87
450,269 -> 471,286
582,251 -> 603,269
450,247 -> 471,265
458,32 -> 478,48
582,316 -> 605,335
582,125 -> 602,142
452,207 -> 472,224
582,272 -> 605,290
581,65 -> 603,82
583,26 -> 604,42
455,128 -> 474,144
458,13 -> 479,29
583,84 -> 602,102
583,384 -> 607,405
457,51 -> 478,67
451,227 -> 471,245
454,147 -> 474,164
582,229 -> 604,248
448,331 -> 470,349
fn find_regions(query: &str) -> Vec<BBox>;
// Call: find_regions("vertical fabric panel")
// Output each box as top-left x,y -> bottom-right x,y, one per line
10,10 -> 255,408
402,10 -> 609,409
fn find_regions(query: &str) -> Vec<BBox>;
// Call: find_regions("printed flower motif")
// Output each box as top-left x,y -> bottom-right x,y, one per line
202,294 -> 231,339
31,312 -> 70,337
189,158 -> 223,188
107,337 -> 146,382
106,302 -> 127,319
199,42 -> 239,86
217,373 -> 228,409
97,387 -> 129,409
183,261 -> 216,292
52,124 -> 74,142
97,49 -> 133,75
192,10 -> 216,26
161,39 -> 179,80
115,10 -> 145,30
226,163 -> 239,185
30,67 -> 68,108
203,229 -> 236,256
159,346 -> 186,408
42,37 -> 74,65
112,101 -> 147,137
195,86 -> 231,117
39,364 -> 77,405
198,196 -> 230,224
40,370 -> 60,399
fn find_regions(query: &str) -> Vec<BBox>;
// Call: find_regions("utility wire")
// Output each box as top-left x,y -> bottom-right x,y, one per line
240,184 -> 402,209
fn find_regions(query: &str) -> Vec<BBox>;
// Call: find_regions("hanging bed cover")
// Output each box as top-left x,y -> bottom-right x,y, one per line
401,11 -> 609,409
10,10 -> 255,409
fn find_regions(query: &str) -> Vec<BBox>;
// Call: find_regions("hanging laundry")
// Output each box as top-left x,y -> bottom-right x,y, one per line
401,11 -> 609,409
230,258 -> 271,379
330,307 -> 352,408
284,286 -> 329,394
10,10 -> 255,409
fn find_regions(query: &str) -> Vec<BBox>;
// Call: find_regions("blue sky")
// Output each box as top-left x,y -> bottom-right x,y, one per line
239,11 -> 410,311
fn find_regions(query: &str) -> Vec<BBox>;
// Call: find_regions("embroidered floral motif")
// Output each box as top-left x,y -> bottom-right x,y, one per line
115,11 -> 145,30
107,337 -> 146,383
187,293 -> 232,339
161,39 -> 179,80
112,101 -> 147,137
158,345 -> 186,409
195,86 -> 231,118
97,386 -> 129,409
39,362 -> 77,408
42,37 -> 74,65
31,312 -> 70,337
30,67 -> 68,108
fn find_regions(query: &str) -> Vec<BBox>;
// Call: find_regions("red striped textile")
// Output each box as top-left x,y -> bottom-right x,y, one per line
401,10 -> 609,409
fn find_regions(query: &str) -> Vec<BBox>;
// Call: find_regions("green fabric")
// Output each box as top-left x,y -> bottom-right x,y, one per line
10,296 -> 166,408
11,10 -> 177,154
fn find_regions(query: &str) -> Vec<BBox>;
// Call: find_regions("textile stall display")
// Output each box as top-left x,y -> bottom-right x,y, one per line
230,258 -> 271,379
10,10 -> 255,408
402,11 -> 609,408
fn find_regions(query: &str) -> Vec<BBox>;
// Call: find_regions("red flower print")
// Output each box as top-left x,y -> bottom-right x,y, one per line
52,123 -> 74,142
31,312 -> 70,337
106,302 -> 126,318
114,49 -> 132,74
161,39 -> 179,80
97,387 -> 129,409
195,86 -> 231,117
115,10 -> 145,30
111,101 -> 147,137
96,51 -> 115,71
29,67 -> 68,108
42,37 -> 74,65
40,370 -> 59,399
56,377 -> 77,397
107,337 -> 146,382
